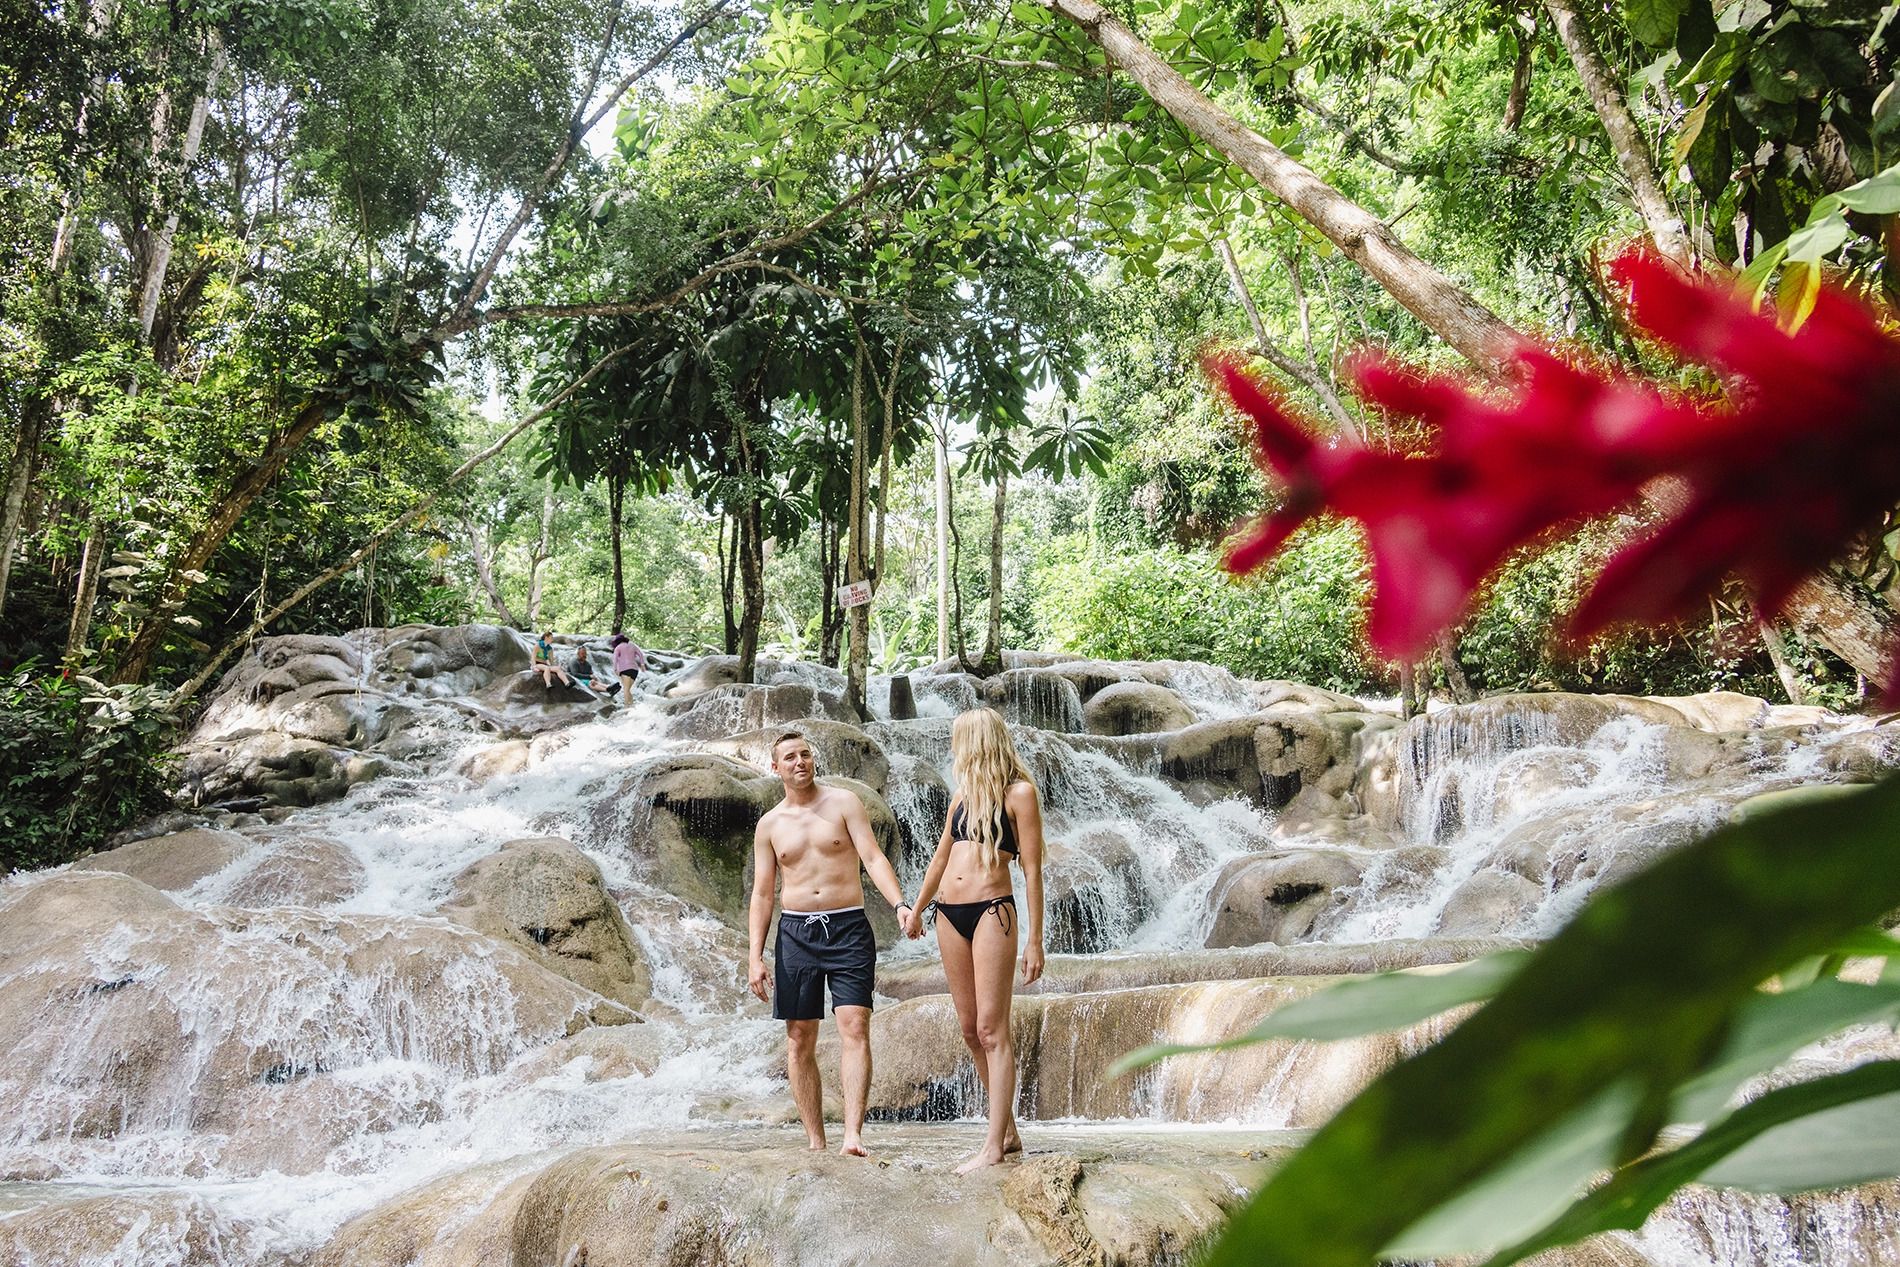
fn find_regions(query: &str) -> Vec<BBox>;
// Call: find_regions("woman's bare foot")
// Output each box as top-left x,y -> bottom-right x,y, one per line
841,1136 -> 869,1157
1004,1131 -> 1023,1156
955,1144 -> 1008,1175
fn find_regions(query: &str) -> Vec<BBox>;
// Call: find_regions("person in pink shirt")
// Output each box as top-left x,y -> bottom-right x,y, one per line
609,632 -> 647,705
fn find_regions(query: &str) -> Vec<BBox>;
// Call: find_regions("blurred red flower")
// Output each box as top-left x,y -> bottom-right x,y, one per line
1213,248 -> 1900,670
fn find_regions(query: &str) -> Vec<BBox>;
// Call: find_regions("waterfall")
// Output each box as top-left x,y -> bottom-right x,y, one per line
4,638 -> 1895,1265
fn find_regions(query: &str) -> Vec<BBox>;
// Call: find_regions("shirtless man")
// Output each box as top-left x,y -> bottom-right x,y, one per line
748,731 -> 911,1156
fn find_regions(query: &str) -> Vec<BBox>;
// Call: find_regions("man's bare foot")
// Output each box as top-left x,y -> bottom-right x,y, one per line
807,1137 -> 827,1152
955,1144 -> 1008,1175
841,1137 -> 869,1157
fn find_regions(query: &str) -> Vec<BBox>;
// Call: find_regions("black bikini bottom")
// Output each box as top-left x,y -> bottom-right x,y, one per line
932,894 -> 1016,940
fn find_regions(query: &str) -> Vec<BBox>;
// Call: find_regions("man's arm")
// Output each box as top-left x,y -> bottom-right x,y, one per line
747,815 -> 778,1001
841,791 -> 908,914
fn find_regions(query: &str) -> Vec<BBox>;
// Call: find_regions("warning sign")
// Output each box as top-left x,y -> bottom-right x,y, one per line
837,580 -> 874,609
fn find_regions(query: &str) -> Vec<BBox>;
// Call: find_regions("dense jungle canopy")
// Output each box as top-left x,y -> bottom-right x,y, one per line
3,0 -> 1897,856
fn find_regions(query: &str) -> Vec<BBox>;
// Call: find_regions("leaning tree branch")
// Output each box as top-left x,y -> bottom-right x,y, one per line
172,341 -> 641,706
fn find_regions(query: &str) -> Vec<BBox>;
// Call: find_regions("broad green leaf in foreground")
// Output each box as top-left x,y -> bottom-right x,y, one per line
1108,952 -> 1527,1077
1484,1061 -> 1900,1266
1197,776 -> 1900,1267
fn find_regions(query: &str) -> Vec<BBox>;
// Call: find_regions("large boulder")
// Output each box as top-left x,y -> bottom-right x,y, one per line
1203,850 -> 1365,948
664,681 -> 858,742
714,718 -> 891,791
438,837 -> 651,1011
1084,681 -> 1195,736
70,826 -> 250,892
220,835 -> 365,906
180,731 -> 386,810
1254,707 -> 1398,815
1040,827 -> 1151,954
314,1128 -> 1284,1267
0,872 -> 632,1178
1159,717 -> 1264,805
1437,868 -> 1545,937
982,668 -> 1085,732
370,623 -> 533,698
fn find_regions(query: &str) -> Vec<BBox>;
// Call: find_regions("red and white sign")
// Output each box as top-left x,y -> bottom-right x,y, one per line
837,580 -> 874,609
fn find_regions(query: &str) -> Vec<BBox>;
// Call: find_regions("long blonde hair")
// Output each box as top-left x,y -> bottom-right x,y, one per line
951,707 -> 1035,870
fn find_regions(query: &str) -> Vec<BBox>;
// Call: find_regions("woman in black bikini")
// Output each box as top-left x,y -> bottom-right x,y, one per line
904,706 -> 1046,1173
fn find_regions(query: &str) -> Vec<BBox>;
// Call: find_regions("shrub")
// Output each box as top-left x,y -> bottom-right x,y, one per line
0,664 -> 178,874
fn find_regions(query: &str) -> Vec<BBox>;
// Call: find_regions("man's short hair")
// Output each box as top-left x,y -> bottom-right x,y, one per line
772,731 -> 808,758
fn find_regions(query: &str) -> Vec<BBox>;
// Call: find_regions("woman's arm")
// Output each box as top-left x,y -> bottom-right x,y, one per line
1008,781 -> 1046,985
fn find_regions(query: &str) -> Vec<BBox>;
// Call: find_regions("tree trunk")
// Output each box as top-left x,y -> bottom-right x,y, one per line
463,516 -> 519,626
935,418 -> 952,661
980,468 -> 1007,675
138,38 -> 225,351
608,471 -> 627,632
524,487 -> 555,630
820,515 -> 845,667
1398,660 -> 1419,720
1215,237 -> 1358,435
1059,0 -> 1897,685
1542,0 -> 1695,264
718,512 -> 739,654
1504,26 -> 1535,132
737,492 -> 765,685
1757,618 -> 1808,705
1044,0 -> 1518,373
0,404 -> 46,618
1437,628 -> 1474,703
66,521 -> 106,659
845,343 -> 871,717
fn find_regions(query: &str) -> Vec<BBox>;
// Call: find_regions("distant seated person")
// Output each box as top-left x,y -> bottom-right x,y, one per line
532,631 -> 570,687
571,642 -> 609,694
610,632 -> 648,705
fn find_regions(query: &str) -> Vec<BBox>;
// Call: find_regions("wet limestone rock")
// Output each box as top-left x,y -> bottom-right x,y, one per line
983,667 -> 1086,732
0,1192 -> 270,1267
1437,868 -> 1546,937
1204,850 -> 1366,948
70,826 -> 250,892
0,872 -> 632,1178
221,835 -> 365,906
314,1128 -> 1282,1267
439,837 -> 651,1011
1254,707 -> 1397,813
180,731 -> 385,810
1084,681 -> 1194,736
715,717 -> 891,791
1160,717 -> 1264,805
453,738 -> 532,784
371,623 -> 532,698
663,680 -> 857,741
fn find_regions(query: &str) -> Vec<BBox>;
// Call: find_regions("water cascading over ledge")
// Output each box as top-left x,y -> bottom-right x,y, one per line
2,628 -> 1896,1266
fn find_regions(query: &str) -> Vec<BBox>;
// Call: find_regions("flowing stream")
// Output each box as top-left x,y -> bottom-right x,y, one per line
1,635 -> 1895,1265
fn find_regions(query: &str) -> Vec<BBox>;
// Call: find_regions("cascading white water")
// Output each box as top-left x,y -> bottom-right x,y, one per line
4,643 -> 1896,1266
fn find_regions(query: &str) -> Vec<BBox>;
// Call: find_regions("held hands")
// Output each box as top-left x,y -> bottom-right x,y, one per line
747,955 -> 769,1002
897,902 -> 923,939
1022,940 -> 1045,986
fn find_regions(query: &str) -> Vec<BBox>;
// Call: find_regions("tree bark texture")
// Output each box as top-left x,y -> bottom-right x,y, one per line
935,420 -> 952,662
138,38 -> 225,350
524,489 -> 556,631
980,468 -> 1007,675
1542,0 -> 1694,264
1044,0 -> 1518,374
1504,27 -> 1535,131
0,404 -> 46,618
608,472 -> 627,632
66,521 -> 106,658
1756,619 -> 1808,705
846,344 -> 871,717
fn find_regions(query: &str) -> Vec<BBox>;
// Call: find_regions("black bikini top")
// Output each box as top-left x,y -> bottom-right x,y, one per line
950,799 -> 1018,856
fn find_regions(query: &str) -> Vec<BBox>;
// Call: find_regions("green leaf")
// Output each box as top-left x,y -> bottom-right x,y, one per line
1834,162 -> 1900,215
1110,952 -> 1526,1078
1783,209 -> 1851,263
1197,778 -> 1900,1267
1626,0 -> 1688,47
1486,1062 -> 1900,1265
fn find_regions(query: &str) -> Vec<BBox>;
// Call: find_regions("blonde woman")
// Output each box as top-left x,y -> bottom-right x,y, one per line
903,707 -> 1046,1173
